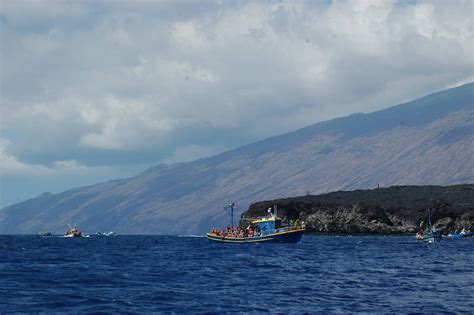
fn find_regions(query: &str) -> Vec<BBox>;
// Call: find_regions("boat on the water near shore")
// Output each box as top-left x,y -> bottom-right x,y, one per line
64,226 -> 82,238
415,211 -> 441,243
416,229 -> 442,243
96,231 -> 116,237
207,204 -> 305,243
447,227 -> 472,238
36,232 -> 52,237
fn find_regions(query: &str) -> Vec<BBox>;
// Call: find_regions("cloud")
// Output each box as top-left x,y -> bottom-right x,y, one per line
0,137 -> 116,176
0,138 -> 52,176
0,138 -> 140,207
1,0 -> 473,173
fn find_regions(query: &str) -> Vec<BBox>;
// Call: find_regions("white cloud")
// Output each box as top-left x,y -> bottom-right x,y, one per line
53,159 -> 89,171
1,0 -> 473,171
415,3 -> 435,38
170,21 -> 209,52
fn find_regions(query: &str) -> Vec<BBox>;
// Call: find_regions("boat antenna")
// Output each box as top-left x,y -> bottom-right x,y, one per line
224,203 -> 237,228
428,209 -> 432,229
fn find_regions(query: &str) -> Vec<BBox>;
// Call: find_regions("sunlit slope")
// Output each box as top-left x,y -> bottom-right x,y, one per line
1,83 -> 473,234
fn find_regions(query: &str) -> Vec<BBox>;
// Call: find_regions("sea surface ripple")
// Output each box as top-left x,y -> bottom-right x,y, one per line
0,235 -> 473,313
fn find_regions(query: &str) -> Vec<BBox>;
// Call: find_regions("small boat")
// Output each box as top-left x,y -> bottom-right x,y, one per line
447,227 -> 472,238
64,226 -> 82,238
207,204 -> 305,243
416,229 -> 442,243
96,231 -> 116,237
36,232 -> 52,237
416,211 -> 441,243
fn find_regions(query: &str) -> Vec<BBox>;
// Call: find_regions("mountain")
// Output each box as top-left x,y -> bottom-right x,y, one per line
242,184 -> 474,235
1,83 -> 473,234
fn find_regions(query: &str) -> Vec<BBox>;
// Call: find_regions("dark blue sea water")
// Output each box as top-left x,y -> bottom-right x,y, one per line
1,235 -> 473,313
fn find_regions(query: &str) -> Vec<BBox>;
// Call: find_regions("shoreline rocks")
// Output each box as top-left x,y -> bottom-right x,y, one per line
240,184 -> 474,235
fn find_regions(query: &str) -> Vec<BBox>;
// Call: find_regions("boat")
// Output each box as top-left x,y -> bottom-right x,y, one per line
96,231 -> 116,237
416,228 -> 442,243
415,211 -> 441,243
36,232 -> 52,237
207,204 -> 305,243
64,226 -> 82,238
447,227 -> 472,238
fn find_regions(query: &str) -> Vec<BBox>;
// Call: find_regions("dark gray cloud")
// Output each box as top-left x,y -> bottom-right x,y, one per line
1,0 -> 473,207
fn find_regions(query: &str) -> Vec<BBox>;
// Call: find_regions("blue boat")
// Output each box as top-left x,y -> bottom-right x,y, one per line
207,204 -> 305,243
447,228 -> 472,238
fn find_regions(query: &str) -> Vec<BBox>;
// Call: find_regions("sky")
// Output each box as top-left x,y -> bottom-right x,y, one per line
1,0 -> 473,208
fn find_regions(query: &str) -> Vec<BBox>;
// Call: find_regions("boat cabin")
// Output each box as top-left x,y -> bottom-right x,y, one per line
252,215 -> 282,235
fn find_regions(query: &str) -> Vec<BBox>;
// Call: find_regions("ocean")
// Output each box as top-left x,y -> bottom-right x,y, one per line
1,235 -> 473,313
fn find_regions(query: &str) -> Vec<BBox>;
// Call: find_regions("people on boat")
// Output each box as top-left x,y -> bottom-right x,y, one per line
296,219 -> 305,229
416,226 -> 428,239
211,223 -> 260,238
209,214 -> 307,239
64,227 -> 82,237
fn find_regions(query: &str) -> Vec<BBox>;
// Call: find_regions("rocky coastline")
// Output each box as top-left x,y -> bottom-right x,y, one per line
240,184 -> 474,235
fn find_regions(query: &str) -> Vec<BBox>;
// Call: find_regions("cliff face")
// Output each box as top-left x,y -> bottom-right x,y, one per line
241,185 -> 474,235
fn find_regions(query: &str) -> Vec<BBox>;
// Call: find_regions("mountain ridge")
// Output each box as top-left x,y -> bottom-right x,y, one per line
1,83 -> 473,234
204,82 -> 473,161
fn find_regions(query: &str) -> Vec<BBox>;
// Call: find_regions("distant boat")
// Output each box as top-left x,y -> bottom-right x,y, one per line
447,227 -> 472,238
64,226 -> 82,238
36,232 -> 51,237
207,204 -> 305,243
416,229 -> 442,243
96,231 -> 116,237
416,211 -> 441,243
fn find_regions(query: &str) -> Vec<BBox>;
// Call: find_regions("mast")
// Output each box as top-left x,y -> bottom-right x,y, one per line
231,203 -> 234,228
428,209 -> 432,229
225,203 -> 236,228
